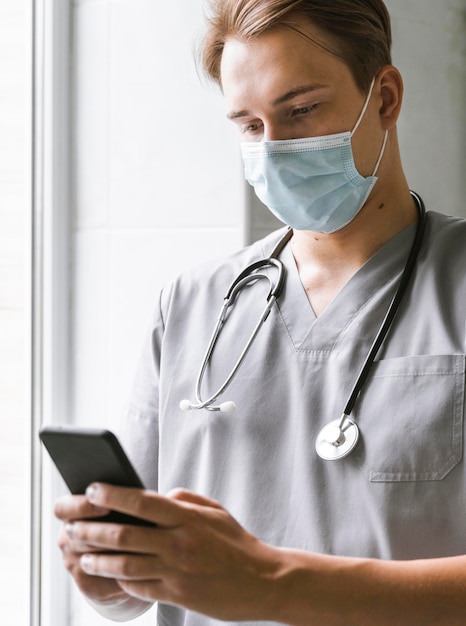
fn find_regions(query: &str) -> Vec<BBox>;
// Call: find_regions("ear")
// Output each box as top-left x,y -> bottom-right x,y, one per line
376,65 -> 403,129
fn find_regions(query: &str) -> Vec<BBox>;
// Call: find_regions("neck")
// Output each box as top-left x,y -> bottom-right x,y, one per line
290,181 -> 418,316
292,185 -> 417,262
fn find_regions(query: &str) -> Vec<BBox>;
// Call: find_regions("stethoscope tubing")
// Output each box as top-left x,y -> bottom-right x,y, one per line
194,291 -> 277,410
340,191 -> 426,423
315,191 -> 427,459
188,258 -> 286,411
182,191 -> 427,460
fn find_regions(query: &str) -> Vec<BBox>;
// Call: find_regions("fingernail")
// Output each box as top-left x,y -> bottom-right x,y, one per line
65,523 -> 75,539
80,554 -> 94,573
86,484 -> 98,502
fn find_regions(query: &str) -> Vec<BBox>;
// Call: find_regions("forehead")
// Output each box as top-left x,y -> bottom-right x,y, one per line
220,19 -> 353,106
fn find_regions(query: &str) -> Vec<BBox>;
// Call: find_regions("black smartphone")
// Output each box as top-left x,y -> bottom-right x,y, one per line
39,425 -> 154,526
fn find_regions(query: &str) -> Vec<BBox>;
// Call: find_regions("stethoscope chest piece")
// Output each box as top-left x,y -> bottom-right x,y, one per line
315,418 -> 360,461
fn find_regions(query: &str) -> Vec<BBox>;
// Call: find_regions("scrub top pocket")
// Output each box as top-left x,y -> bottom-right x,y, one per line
353,354 -> 465,482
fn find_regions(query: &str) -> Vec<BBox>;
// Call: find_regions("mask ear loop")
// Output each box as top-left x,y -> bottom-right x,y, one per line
350,76 -> 389,177
371,130 -> 388,176
351,77 -> 376,136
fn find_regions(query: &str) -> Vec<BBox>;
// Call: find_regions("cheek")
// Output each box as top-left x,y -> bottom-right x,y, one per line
352,129 -> 386,177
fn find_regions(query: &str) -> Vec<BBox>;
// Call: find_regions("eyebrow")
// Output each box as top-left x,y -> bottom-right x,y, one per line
272,83 -> 329,106
226,83 -> 329,120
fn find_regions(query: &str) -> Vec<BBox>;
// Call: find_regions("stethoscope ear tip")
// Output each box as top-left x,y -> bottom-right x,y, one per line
219,401 -> 236,413
180,399 -> 191,411
180,399 -> 236,412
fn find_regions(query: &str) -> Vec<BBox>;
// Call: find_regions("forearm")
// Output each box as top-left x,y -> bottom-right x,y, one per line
270,550 -> 466,626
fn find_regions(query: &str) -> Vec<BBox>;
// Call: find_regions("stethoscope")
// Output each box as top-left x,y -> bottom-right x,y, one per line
180,191 -> 427,461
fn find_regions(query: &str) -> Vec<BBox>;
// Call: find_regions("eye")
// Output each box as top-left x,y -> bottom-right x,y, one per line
240,120 -> 264,135
291,104 -> 318,117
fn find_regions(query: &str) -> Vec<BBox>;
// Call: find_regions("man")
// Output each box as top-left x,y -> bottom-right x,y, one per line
55,1 -> 466,624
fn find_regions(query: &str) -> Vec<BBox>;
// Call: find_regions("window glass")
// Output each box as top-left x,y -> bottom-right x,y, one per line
0,1 -> 31,624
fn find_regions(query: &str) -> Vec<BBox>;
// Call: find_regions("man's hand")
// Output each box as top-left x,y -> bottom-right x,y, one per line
61,484 -> 283,622
55,484 -> 466,625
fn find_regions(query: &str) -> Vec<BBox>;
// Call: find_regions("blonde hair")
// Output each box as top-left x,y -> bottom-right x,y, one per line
201,0 -> 392,92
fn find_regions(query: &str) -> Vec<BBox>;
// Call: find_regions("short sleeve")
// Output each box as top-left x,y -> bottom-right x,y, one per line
117,290 -> 165,492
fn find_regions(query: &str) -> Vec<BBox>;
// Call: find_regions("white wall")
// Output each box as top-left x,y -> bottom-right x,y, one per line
70,0 -> 244,433
63,1 -> 465,624
386,0 -> 466,218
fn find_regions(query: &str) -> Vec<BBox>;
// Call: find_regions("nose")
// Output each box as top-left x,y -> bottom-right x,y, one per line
264,124 -> 289,141
263,123 -> 296,142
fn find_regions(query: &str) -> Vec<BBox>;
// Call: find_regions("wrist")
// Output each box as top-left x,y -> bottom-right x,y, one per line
266,548 -> 318,626
265,548 -> 357,626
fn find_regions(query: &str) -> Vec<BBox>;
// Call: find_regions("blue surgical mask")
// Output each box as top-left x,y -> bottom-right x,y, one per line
241,78 -> 388,233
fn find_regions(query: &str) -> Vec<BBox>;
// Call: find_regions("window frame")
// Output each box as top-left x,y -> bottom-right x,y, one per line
31,0 -> 72,624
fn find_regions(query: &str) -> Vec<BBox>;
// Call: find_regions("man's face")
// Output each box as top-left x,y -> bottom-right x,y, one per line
220,16 -> 383,178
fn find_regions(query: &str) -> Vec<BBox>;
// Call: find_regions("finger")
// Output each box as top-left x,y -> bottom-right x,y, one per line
58,528 -> 128,600
76,570 -> 129,604
65,519 -> 170,555
64,551 -> 129,603
167,488 -> 223,510
55,494 -> 110,521
80,552 -> 162,581
59,522 -> 113,559
85,484 -> 186,527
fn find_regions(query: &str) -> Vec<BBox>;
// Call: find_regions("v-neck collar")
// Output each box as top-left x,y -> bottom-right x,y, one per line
262,223 -> 417,351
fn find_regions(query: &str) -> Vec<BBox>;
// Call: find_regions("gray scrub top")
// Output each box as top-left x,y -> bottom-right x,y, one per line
120,210 -> 466,626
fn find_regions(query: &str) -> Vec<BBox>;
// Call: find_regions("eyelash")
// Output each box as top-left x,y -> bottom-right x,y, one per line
291,104 -> 318,117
